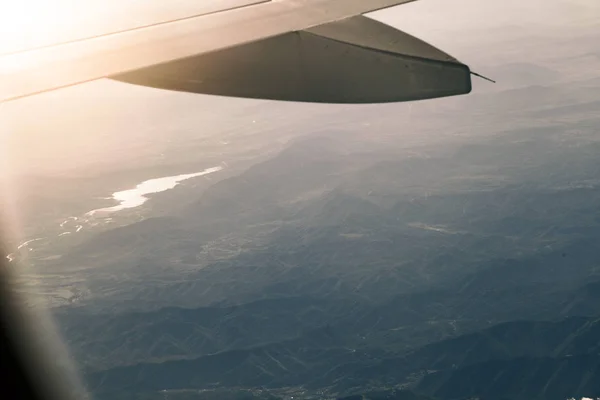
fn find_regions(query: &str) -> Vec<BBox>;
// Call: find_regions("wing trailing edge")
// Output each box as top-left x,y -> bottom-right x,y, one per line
113,16 -> 472,104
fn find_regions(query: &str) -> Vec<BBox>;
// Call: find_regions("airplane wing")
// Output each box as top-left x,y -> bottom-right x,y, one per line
0,0 -> 472,104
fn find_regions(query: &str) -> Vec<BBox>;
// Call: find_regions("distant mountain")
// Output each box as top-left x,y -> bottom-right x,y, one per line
338,390 -> 432,400
353,317 -> 600,400
86,325 -> 370,399
380,316 -> 600,374
418,354 -> 600,400
180,136 -> 346,231
50,87 -> 600,400
56,297 -> 338,369
84,315 -> 600,400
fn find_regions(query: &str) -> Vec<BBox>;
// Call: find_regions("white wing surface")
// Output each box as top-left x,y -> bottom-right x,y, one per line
0,0 -> 472,103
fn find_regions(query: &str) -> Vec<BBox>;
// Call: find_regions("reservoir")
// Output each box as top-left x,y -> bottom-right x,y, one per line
87,166 -> 223,215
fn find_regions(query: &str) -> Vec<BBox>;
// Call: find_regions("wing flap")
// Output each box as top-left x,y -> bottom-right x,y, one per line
113,16 -> 471,104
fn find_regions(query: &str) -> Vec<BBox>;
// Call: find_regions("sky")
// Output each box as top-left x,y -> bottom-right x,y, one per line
378,0 -> 599,32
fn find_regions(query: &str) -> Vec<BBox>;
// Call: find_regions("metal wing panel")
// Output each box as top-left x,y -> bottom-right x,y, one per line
113,16 -> 471,104
306,15 -> 459,63
0,0 -> 417,103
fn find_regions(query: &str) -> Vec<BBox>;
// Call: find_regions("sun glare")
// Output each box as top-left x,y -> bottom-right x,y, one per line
0,0 -> 137,55
0,1 -> 84,54
0,0 -> 234,55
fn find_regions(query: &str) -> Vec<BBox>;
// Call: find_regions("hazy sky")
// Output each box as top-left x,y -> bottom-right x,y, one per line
378,0 -> 599,31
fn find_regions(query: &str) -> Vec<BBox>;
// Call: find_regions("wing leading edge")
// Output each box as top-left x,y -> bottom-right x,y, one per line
0,0 -> 472,104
